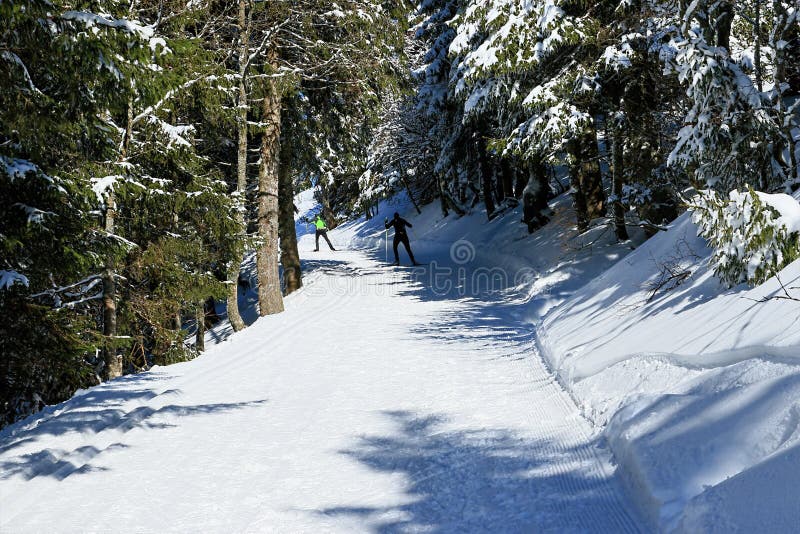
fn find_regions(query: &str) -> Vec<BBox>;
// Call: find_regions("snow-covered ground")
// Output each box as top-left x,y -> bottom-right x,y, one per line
3,187 -> 799,532
0,192 -> 644,532
539,207 -> 800,532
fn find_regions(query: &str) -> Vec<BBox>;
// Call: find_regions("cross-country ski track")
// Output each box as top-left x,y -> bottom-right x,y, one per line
0,220 -> 644,533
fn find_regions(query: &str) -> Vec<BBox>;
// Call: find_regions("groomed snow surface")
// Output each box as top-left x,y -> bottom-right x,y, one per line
0,192 -> 644,533
2,189 -> 800,532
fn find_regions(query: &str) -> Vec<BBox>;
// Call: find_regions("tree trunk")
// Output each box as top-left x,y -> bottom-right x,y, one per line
715,1 -> 734,49
227,0 -> 251,333
195,306 -> 205,353
256,78 -> 284,316
754,0 -> 763,92
522,158 -> 551,233
578,123 -> 606,224
102,91 -> 134,381
437,174 -> 450,217
500,157 -> 514,202
477,141 -> 495,219
567,138 -> 589,232
494,164 -> 505,204
400,171 -> 422,214
102,255 -> 121,379
101,191 -> 122,380
611,115 -> 629,241
278,131 -> 303,295
513,161 -> 527,198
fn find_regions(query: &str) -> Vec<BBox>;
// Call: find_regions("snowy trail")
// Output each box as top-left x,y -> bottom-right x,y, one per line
0,246 -> 642,533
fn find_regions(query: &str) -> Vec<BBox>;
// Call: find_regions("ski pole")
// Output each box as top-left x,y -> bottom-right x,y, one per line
385,227 -> 388,263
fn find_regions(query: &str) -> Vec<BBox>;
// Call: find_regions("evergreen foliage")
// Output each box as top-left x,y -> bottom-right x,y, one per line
1,0 -> 799,427
690,187 -> 800,286
0,0 -> 405,427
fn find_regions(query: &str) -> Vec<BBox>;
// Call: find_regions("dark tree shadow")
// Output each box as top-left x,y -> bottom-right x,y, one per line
318,410 -> 643,533
0,373 -> 267,481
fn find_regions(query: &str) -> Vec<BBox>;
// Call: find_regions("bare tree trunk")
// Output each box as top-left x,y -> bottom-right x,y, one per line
514,172 -> 526,198
102,218 -> 122,380
226,264 -> 245,331
437,173 -> 450,217
754,0 -> 763,92
500,157 -> 514,202
195,306 -> 205,353
493,164 -> 504,203
102,91 -> 135,381
611,114 -> 629,241
256,78 -> 284,316
579,123 -> 606,223
227,0 -> 251,333
715,1 -> 734,49
477,141 -> 495,219
400,171 -> 422,214
278,130 -> 302,295
522,158 -> 550,233
567,138 -> 589,232
568,125 -> 606,232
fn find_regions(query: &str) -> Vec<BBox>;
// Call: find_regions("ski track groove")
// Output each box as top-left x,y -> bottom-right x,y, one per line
0,249 -> 643,533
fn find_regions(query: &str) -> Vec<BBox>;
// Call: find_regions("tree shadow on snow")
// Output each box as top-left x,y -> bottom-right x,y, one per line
317,410 -> 641,533
0,373 -> 267,481
359,249 -> 538,355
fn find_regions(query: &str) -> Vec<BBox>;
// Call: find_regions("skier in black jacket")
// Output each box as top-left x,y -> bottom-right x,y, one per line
385,212 -> 419,266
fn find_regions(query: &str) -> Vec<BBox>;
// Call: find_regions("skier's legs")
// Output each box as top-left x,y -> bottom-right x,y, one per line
322,230 -> 335,250
400,235 -> 417,264
315,230 -> 320,251
392,238 -> 400,264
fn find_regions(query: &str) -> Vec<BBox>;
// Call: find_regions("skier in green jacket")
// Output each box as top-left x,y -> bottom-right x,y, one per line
313,214 -> 336,251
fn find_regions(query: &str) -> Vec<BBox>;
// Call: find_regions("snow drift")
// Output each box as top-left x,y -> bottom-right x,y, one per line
539,196 -> 800,530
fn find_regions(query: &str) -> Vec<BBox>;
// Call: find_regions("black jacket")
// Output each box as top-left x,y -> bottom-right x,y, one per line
385,217 -> 412,237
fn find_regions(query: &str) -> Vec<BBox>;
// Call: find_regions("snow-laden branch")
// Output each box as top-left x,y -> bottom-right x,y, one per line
60,11 -> 155,39
130,74 -> 236,129
0,270 -> 29,291
12,203 -> 56,225
63,291 -> 104,308
30,274 -> 102,299
246,19 -> 290,68
1,51 -> 44,95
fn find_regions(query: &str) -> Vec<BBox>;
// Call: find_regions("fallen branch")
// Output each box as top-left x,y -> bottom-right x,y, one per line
742,274 -> 800,303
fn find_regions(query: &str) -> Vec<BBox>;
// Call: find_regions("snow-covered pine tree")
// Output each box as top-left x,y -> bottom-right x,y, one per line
0,0 -> 171,420
593,0 -> 685,238
690,187 -> 800,286
666,0 -> 791,192
449,0 -> 605,230
411,0 -> 470,216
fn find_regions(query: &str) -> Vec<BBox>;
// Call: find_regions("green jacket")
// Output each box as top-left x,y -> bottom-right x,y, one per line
314,217 -> 327,230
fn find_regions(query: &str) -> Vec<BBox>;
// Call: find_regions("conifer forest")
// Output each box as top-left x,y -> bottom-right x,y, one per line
1,1 -> 800,531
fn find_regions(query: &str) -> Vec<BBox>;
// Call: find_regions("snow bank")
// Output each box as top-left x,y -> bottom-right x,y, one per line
539,194 -> 800,530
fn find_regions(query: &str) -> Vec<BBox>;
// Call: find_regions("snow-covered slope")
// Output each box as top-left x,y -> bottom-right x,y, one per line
0,192 -> 644,533
539,207 -> 800,530
3,185 -> 798,532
